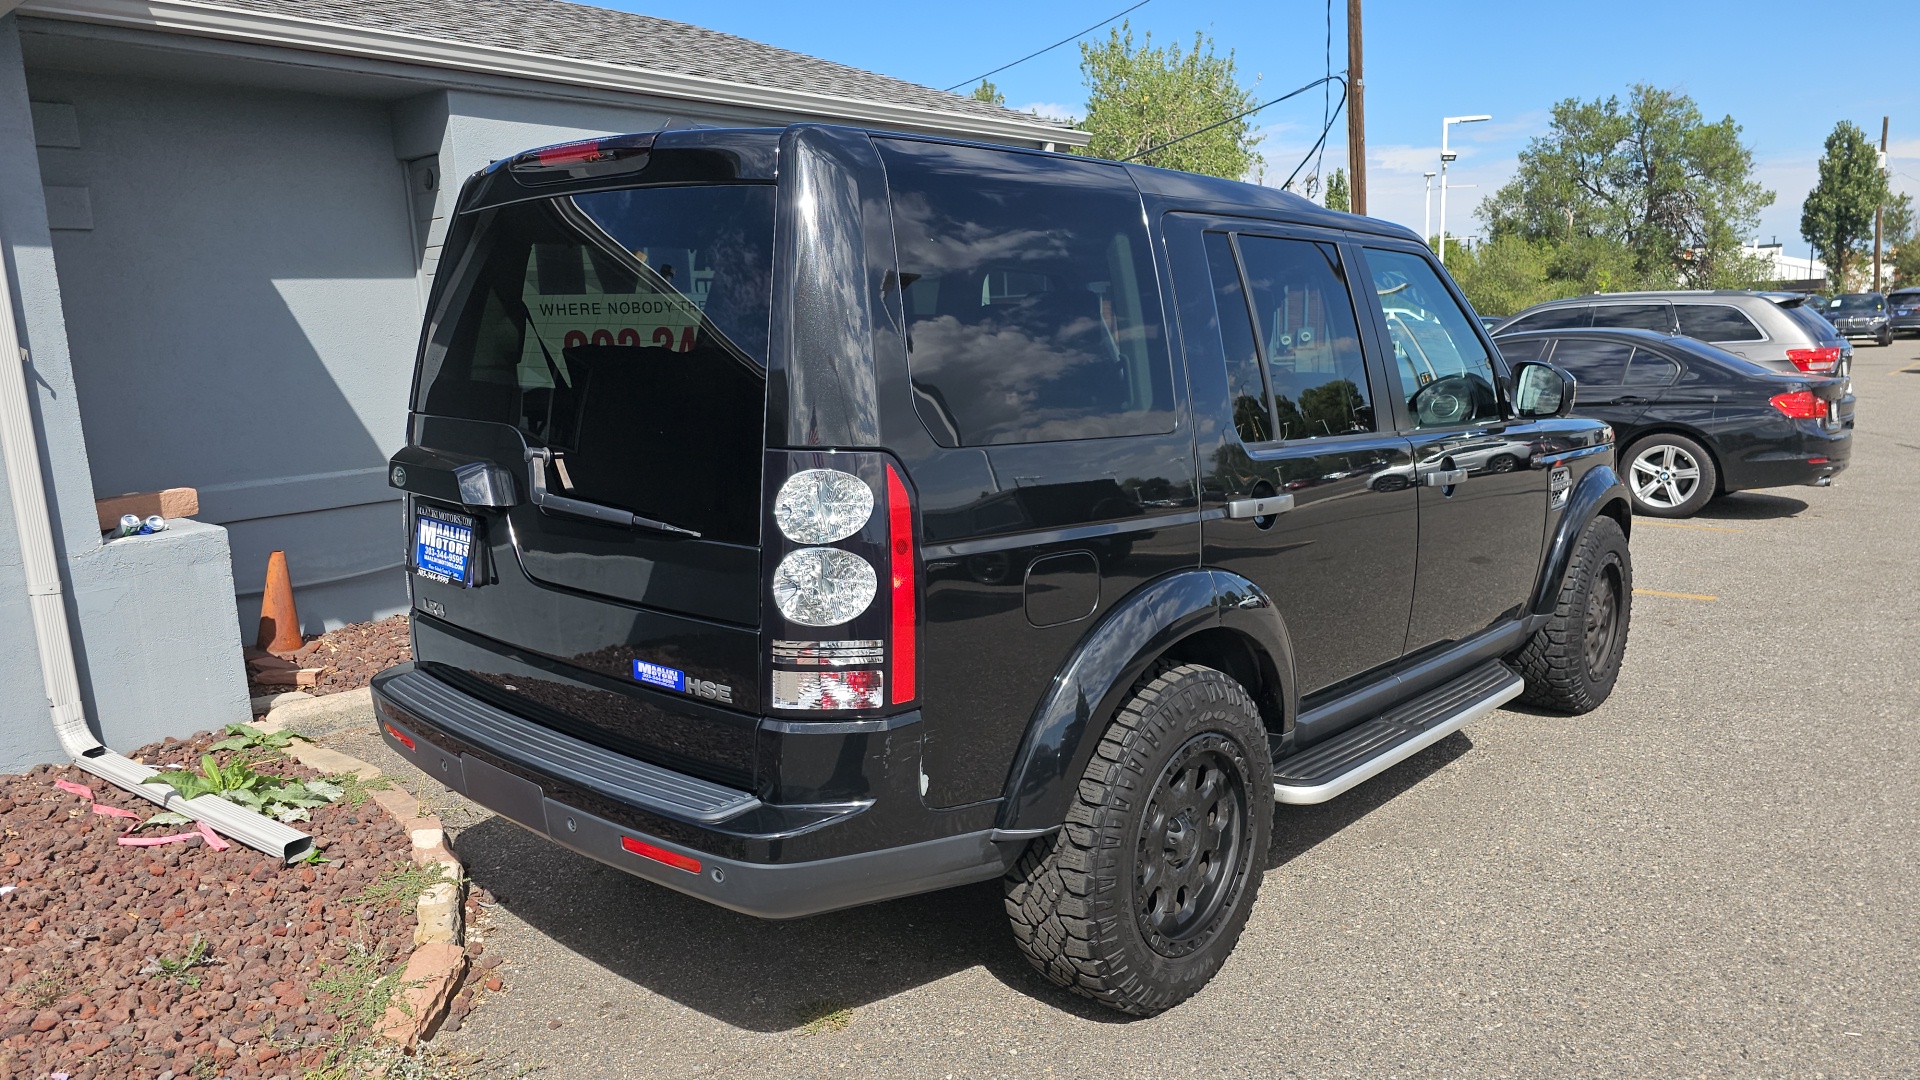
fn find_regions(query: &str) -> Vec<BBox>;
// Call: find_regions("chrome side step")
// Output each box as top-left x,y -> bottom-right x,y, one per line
1272,660 -> 1524,805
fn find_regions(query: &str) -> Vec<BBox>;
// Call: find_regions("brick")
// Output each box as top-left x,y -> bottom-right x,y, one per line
377,943 -> 467,1050
94,487 -> 198,532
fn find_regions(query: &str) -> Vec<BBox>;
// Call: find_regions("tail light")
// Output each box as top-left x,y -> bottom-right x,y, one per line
1785,346 -> 1840,373
764,452 -> 918,713
507,132 -> 656,183
1769,391 -> 1828,420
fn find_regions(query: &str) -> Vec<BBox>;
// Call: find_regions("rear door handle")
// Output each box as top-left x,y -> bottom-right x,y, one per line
1227,494 -> 1295,519
1422,468 -> 1468,487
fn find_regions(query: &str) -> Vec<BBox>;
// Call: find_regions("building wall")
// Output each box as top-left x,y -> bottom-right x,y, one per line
29,68 -> 425,633
0,14 -> 251,771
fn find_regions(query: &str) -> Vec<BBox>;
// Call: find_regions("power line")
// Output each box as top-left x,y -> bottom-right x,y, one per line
1120,73 -> 1346,175
942,0 -> 1154,93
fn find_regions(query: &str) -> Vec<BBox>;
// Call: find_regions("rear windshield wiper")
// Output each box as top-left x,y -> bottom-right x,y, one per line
522,447 -> 700,538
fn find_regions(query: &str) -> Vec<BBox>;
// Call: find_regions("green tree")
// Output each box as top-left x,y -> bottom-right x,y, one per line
1445,234 -> 1556,318
1801,121 -> 1889,292
1480,84 -> 1773,289
1076,23 -> 1261,179
1884,191 -> 1914,248
969,80 -> 1006,107
1325,167 -> 1350,212
1892,237 -> 1920,288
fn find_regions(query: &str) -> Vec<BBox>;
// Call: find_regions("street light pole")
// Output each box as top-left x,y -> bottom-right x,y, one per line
1423,171 -> 1436,246
1876,115 -> 1889,292
1439,114 -> 1491,265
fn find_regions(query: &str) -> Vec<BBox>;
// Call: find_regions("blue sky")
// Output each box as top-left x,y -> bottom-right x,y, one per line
614,0 -> 1914,262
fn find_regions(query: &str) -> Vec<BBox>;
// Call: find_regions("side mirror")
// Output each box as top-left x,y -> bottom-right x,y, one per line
1513,362 -> 1576,419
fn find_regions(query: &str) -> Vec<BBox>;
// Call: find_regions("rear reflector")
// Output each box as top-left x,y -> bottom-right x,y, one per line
772,669 -> 884,710
384,723 -> 415,751
1770,390 -> 1829,420
885,465 -> 917,705
620,836 -> 701,875
1785,346 -> 1841,373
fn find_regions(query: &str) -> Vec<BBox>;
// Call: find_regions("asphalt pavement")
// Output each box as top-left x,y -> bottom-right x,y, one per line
326,338 -> 1920,1078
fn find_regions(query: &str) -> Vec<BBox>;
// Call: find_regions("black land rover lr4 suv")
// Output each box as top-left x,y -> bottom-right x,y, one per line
375,125 -> 1633,1016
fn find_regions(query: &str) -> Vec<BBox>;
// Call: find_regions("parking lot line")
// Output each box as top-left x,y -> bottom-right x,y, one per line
1633,588 -> 1718,601
1635,520 -> 1744,532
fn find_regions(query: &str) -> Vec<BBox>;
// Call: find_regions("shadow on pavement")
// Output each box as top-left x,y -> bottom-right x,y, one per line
454,731 -> 1474,1030
456,814 -> 1107,1029
1696,492 -> 1808,520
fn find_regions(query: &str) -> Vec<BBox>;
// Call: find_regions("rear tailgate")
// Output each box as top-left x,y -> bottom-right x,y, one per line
394,173 -> 775,783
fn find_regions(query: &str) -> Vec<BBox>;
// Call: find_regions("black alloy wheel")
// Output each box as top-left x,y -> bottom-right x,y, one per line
1135,737 -> 1249,956
1514,514 -> 1633,714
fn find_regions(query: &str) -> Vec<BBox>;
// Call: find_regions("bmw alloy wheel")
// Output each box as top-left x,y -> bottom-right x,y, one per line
1629,443 -> 1701,510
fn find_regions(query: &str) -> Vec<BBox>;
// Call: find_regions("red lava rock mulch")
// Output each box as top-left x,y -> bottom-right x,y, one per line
0,734 -> 418,1079
248,614 -> 411,700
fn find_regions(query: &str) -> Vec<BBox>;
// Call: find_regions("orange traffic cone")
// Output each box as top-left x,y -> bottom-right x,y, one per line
256,550 -> 304,654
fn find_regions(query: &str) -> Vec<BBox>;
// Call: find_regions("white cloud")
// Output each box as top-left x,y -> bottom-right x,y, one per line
1018,101 -> 1081,124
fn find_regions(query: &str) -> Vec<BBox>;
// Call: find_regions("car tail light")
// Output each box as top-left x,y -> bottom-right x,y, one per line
765,452 -> 917,713
383,723 -> 415,751
885,465 -> 917,705
620,836 -> 701,875
1785,346 -> 1841,373
1770,391 -> 1828,419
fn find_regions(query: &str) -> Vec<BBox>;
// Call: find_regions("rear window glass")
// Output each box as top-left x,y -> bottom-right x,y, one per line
1235,234 -> 1373,439
1677,304 -> 1763,342
1502,306 -> 1590,334
1624,350 -> 1681,386
1784,304 -> 1837,337
878,139 -> 1175,446
1549,339 -> 1634,385
414,186 -> 774,544
1590,303 -> 1673,331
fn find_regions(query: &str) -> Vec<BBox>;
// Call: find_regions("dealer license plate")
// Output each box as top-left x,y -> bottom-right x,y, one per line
413,507 -> 477,586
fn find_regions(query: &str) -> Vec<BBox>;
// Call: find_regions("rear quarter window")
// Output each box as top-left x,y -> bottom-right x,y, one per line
878,139 -> 1175,447
1677,304 -> 1764,342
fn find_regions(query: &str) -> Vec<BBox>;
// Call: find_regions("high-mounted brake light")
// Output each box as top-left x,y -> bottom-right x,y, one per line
1770,390 -> 1828,420
621,835 -> 701,875
886,465 -> 917,705
508,133 -> 656,182
1785,346 -> 1841,374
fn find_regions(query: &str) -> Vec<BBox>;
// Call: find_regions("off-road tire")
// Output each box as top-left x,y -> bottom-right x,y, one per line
1003,664 -> 1272,1016
1515,514 -> 1632,714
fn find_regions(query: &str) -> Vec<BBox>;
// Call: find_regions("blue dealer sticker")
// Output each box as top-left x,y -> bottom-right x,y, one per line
631,659 -> 687,693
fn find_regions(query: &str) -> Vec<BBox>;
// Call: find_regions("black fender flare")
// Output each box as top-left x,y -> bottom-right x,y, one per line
994,568 -> 1296,833
1530,462 -> 1632,616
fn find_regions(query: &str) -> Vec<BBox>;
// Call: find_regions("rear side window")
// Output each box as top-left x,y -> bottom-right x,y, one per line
879,140 -> 1175,446
1549,339 -> 1634,385
1365,247 -> 1503,429
1590,303 -> 1673,332
1503,306 -> 1590,334
1234,235 -> 1373,439
1677,304 -> 1763,342
1624,349 -> 1681,386
415,186 -> 774,544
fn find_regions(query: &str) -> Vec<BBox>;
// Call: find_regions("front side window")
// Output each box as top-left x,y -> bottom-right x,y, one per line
1366,247 -> 1503,429
1677,304 -> 1764,342
1236,235 -> 1373,439
879,139 -> 1175,446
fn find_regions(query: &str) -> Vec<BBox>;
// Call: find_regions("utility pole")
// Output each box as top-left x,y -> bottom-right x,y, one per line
1346,0 -> 1366,215
1875,115 -> 1888,291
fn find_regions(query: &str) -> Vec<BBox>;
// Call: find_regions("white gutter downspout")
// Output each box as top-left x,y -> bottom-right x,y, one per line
0,242 -> 310,862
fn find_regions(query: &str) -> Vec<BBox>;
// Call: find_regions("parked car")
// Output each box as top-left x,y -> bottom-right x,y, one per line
1887,288 -> 1920,337
1478,314 -> 1504,333
1493,327 -> 1853,517
1823,292 -> 1894,346
377,124 -> 1632,1016
1493,290 -> 1853,377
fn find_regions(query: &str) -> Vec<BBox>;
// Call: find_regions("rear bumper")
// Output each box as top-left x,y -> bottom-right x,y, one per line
1719,420 -> 1852,492
370,664 -> 1014,919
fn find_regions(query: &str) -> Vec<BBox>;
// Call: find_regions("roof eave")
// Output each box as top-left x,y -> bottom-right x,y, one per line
16,0 -> 1091,147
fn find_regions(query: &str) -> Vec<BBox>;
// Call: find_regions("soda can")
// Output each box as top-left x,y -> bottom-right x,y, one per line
118,513 -> 142,537
144,515 -> 168,533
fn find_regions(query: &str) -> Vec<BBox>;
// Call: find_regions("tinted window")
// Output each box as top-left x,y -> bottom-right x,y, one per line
415,187 -> 773,543
1549,339 -> 1634,385
1624,349 -> 1681,386
1590,303 -> 1673,331
1889,291 -> 1920,308
1237,235 -> 1373,439
1785,304 -> 1837,337
1366,248 -> 1503,428
879,140 -> 1175,446
1829,293 -> 1884,313
1503,306 -> 1591,333
1203,232 -> 1272,443
1677,304 -> 1763,342
1494,337 -> 1549,364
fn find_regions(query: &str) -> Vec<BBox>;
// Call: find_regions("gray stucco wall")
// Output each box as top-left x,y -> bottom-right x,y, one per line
0,13 -> 251,771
